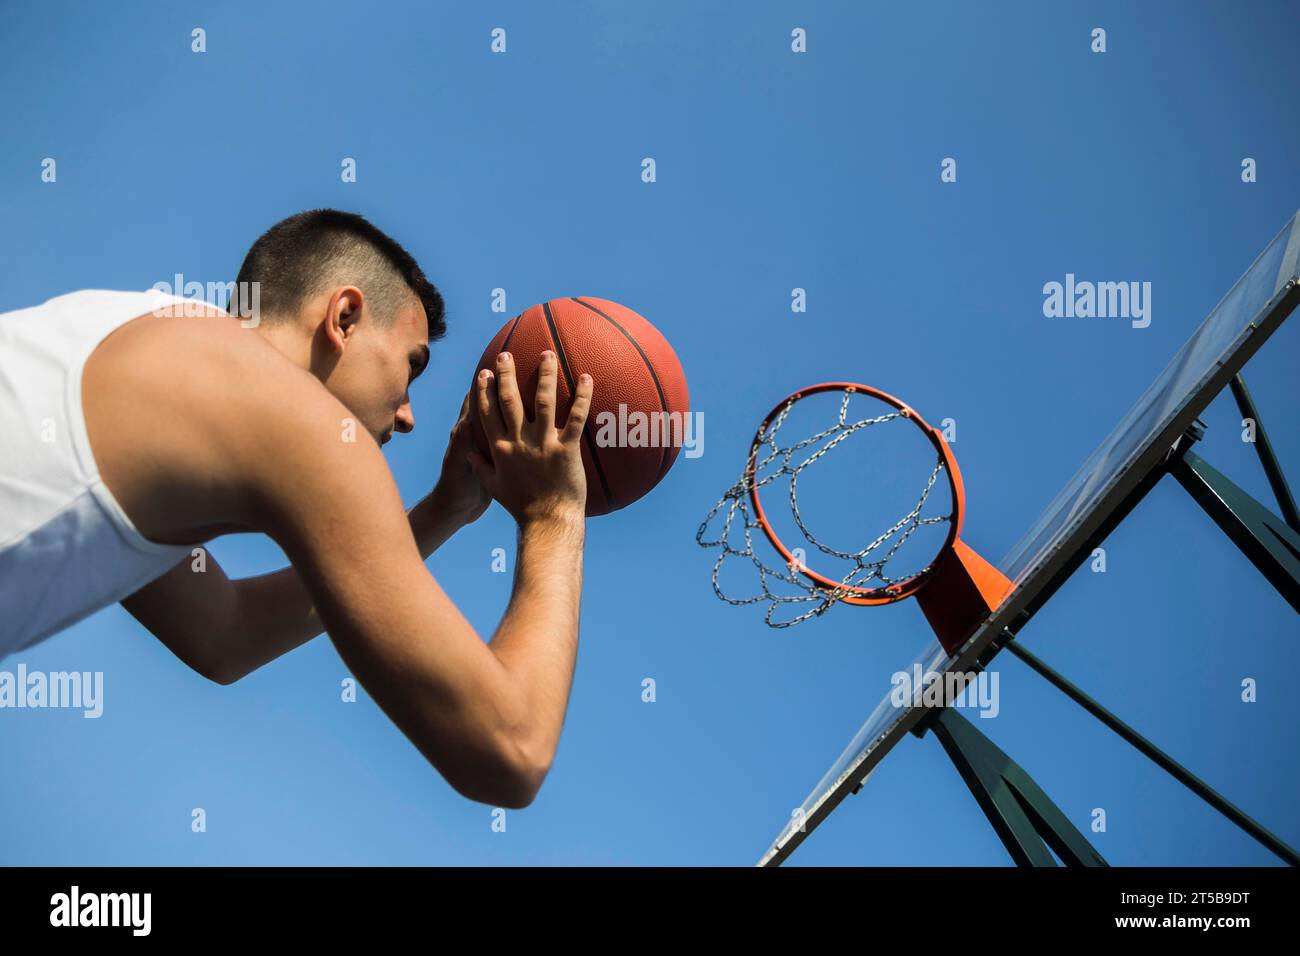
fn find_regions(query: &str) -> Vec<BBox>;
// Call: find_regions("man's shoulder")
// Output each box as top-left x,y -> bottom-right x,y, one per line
83,304 -> 349,540
98,303 -> 304,397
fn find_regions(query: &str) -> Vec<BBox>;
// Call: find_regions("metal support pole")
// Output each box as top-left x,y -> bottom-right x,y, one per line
1230,373 -> 1300,533
1172,450 -> 1300,614
1005,641 -> 1300,866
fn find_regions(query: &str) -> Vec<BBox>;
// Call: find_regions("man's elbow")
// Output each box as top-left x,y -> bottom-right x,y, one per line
449,736 -> 549,809
138,617 -> 242,686
501,729 -> 554,808
206,665 -> 241,687
191,651 -> 244,686
491,769 -> 543,810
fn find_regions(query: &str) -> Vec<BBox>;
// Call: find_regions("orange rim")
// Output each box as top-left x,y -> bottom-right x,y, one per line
745,382 -> 965,606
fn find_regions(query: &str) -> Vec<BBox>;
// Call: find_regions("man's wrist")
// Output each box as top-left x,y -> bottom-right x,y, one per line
518,505 -> 586,536
411,489 -> 471,554
421,486 -> 471,524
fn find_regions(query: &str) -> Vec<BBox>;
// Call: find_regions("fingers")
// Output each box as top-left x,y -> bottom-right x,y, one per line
475,367 -> 504,442
533,350 -> 558,433
493,351 -> 525,438
561,372 -> 594,444
479,351 -> 591,445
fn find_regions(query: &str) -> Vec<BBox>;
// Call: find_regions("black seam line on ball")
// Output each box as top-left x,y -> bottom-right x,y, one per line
544,300 -> 613,510
571,297 -> 672,482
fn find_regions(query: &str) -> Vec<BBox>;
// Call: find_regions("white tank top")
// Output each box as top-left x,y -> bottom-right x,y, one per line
0,289 -> 199,660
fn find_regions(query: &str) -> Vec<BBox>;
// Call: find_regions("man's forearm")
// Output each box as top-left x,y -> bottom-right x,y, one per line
408,490 -> 473,560
487,509 -> 586,774
225,493 -> 472,679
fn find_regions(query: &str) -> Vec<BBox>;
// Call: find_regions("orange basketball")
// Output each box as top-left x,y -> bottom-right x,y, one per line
471,296 -> 689,516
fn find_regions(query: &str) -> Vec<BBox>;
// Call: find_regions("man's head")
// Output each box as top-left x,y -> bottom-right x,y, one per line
233,209 -> 446,445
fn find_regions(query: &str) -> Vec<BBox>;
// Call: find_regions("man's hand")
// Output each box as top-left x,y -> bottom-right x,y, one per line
430,388 -> 492,525
468,350 -> 593,525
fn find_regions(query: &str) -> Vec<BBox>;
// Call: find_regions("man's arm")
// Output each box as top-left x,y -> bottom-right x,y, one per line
219,351 -> 591,809
223,355 -> 588,808
122,489 -> 474,685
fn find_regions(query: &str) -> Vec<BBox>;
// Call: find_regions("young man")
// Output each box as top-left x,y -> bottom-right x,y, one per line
0,209 -> 593,809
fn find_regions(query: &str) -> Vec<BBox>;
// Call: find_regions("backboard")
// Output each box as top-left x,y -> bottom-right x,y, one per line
757,210 -> 1300,866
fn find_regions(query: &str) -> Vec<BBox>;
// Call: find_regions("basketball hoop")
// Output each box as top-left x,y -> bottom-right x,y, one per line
698,382 -> 1012,653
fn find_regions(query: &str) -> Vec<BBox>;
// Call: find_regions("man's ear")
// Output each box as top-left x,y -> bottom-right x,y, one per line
326,286 -> 365,346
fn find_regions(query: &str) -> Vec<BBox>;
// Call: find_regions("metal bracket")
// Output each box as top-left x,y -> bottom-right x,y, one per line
924,707 -> 1108,867
1172,450 -> 1300,613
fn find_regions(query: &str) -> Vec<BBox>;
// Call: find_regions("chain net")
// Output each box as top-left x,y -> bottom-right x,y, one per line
696,390 -> 952,627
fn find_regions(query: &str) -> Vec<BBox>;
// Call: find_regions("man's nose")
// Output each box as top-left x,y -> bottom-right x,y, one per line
395,402 -> 415,434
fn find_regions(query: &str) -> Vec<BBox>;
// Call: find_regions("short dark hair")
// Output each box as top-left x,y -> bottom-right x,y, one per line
233,209 -> 446,342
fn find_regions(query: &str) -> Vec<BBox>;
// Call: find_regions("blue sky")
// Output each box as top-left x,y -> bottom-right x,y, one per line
1,1 -> 1297,865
